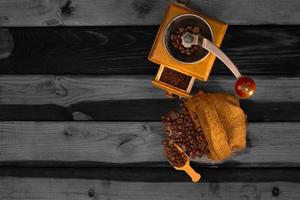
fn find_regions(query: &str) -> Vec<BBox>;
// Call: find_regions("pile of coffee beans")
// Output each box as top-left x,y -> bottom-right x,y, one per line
165,143 -> 188,167
170,25 -> 201,56
162,100 -> 209,163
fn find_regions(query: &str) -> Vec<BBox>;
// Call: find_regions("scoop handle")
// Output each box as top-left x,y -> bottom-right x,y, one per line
184,164 -> 201,182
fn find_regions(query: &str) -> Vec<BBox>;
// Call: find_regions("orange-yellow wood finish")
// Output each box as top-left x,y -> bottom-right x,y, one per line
148,2 -> 228,97
148,2 -> 228,81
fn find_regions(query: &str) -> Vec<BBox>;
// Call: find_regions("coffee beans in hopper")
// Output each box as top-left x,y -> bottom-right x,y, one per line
170,25 -> 201,56
162,101 -> 209,163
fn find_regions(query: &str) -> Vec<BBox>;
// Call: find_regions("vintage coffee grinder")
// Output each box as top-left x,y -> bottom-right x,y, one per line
148,1 -> 256,98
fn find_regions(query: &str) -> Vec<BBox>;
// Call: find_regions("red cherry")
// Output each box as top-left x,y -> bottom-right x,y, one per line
235,76 -> 256,98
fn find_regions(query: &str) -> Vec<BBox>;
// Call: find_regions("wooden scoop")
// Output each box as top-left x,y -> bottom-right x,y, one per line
171,144 -> 201,182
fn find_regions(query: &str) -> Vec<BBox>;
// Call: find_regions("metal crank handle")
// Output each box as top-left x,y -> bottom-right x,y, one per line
199,36 -> 256,98
198,36 -> 241,79
181,32 -> 256,98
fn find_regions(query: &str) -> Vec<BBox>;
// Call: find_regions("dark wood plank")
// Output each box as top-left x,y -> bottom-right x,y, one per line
0,122 -> 299,167
0,75 -> 298,121
1,167 -> 300,183
0,177 -> 299,199
0,26 -> 300,75
1,0 -> 300,25
0,101 -> 299,122
0,29 -> 13,60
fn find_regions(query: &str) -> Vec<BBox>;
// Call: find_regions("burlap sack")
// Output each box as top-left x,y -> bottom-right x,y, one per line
185,91 -> 247,161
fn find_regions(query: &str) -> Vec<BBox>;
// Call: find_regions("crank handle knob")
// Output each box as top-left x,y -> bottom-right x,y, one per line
235,76 -> 256,98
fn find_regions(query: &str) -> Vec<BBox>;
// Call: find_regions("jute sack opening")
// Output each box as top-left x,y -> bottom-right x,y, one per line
185,91 -> 247,161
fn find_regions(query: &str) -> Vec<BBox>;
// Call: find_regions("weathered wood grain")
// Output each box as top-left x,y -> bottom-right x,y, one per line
0,122 -> 299,167
1,26 -> 300,75
0,75 -> 298,121
0,177 -> 299,200
0,75 -> 298,106
1,0 -> 300,25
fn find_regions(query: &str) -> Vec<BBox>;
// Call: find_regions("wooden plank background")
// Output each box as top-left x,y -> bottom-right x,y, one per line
1,167 -> 299,182
0,177 -> 299,200
0,75 -> 298,122
1,0 -> 300,199
0,26 -> 300,75
1,0 -> 300,26
0,122 -> 299,167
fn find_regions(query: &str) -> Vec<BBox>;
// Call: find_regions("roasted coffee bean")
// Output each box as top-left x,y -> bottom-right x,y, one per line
162,101 -> 209,164
193,26 -> 200,33
178,27 -> 185,33
172,42 -> 177,47
170,111 -> 176,120
186,26 -> 193,31
193,45 -> 200,50
171,34 -> 177,41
